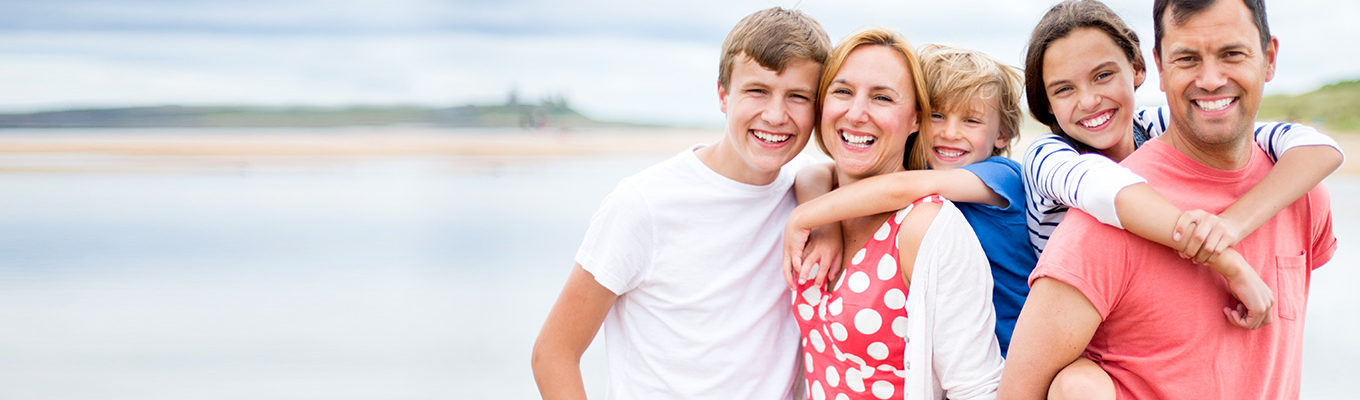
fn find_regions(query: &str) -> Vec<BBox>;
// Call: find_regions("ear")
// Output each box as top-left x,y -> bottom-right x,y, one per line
1154,52 -> 1167,93
994,128 -> 1012,150
1133,66 -> 1147,89
718,82 -> 730,114
1263,36 -> 1279,82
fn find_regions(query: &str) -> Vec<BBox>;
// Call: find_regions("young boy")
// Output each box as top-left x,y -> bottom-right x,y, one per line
530,8 -> 830,399
785,43 -> 1034,356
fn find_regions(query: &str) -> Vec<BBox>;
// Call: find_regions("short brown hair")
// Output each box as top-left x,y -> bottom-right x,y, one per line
1023,0 -> 1144,153
920,43 -> 1024,157
1154,0 -> 1271,60
717,7 -> 831,91
812,28 -> 933,170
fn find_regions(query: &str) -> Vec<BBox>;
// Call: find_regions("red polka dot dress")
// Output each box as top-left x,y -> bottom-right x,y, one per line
793,195 -> 940,400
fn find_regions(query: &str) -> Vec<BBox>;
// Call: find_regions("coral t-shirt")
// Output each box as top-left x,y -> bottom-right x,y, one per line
1031,140 -> 1335,399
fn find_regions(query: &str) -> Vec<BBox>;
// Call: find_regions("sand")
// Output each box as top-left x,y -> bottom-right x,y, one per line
0,127 -> 1355,175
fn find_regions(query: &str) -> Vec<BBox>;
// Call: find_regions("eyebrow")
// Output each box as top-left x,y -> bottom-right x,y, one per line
831,78 -> 901,96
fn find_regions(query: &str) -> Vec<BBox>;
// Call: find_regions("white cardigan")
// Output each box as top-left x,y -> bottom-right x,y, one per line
902,200 -> 1005,399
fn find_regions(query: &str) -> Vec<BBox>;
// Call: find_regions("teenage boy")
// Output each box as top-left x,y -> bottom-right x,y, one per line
531,7 -> 831,399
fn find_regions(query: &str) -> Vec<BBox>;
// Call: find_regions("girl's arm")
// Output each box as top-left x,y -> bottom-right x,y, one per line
1024,134 -> 1272,328
1177,123 -> 1343,262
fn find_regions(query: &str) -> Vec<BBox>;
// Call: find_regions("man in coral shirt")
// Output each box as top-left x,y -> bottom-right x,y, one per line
999,0 -> 1337,398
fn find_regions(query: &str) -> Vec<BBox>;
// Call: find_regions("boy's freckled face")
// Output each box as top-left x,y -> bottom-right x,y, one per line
924,98 -> 1004,170
718,54 -> 820,176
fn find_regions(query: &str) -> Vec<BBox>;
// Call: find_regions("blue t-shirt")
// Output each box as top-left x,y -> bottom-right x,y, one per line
957,156 -> 1037,357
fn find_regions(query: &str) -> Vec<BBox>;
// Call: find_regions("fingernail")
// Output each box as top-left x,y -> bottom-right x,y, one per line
1173,232 -> 1181,241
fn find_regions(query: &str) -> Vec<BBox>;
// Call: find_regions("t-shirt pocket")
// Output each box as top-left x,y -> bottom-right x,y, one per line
1274,253 -> 1308,321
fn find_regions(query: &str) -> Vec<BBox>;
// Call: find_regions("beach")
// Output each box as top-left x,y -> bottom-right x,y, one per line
0,127 -> 1354,399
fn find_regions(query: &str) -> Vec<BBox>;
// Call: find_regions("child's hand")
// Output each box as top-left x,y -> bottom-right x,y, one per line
1215,254 -> 1275,330
800,224 -> 843,291
783,208 -> 814,291
1173,210 -> 1244,264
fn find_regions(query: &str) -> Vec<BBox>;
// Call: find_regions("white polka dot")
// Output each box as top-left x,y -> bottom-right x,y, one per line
854,309 -> 882,334
809,328 -> 826,352
877,364 -> 896,372
802,286 -> 821,306
883,288 -> 905,310
894,208 -> 909,223
876,254 -> 897,280
851,248 -> 867,265
826,365 -> 840,387
843,353 -> 867,370
866,342 -> 889,360
873,223 -> 891,240
848,272 -> 870,293
829,298 -> 843,316
818,297 -> 828,318
892,316 -> 908,337
812,381 -> 825,400
798,304 -> 814,321
845,367 -> 865,392
872,380 -> 894,399
805,352 -> 814,373
830,322 -> 848,341
836,394 -> 850,400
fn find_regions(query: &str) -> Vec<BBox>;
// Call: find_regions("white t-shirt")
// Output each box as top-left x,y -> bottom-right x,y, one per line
576,145 -> 812,399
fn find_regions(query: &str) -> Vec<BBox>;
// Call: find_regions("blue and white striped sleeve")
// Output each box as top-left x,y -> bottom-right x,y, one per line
1134,106 -> 1170,139
1023,134 -> 1146,231
1252,121 -> 1345,163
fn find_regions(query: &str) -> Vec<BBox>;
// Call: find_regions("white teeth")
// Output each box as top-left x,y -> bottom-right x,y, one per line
840,131 -> 874,146
1195,98 -> 1233,111
753,131 -> 790,143
1079,112 -> 1112,128
935,148 -> 964,158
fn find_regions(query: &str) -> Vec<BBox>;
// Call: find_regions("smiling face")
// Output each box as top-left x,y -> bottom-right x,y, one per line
1156,0 -> 1276,149
925,97 -> 1006,170
818,45 -> 918,180
713,53 -> 820,184
1042,27 -> 1146,160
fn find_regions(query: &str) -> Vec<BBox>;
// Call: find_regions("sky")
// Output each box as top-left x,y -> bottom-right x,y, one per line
2,0 -> 1357,126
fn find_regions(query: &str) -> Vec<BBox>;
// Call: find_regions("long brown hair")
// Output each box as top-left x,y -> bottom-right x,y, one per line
1023,0 -> 1144,153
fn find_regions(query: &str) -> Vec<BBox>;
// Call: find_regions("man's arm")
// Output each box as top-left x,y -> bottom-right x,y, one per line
998,277 -> 1103,400
532,264 -> 617,400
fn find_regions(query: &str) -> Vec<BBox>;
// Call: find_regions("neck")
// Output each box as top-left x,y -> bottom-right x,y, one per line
694,140 -> 779,185
1098,130 -> 1138,162
1161,124 -> 1253,170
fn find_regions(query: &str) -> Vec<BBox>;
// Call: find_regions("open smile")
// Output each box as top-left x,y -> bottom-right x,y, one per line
1077,109 -> 1115,130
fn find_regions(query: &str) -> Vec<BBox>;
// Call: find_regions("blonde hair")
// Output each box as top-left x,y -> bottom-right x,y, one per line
814,27 -> 933,170
717,7 -> 831,91
919,43 -> 1023,157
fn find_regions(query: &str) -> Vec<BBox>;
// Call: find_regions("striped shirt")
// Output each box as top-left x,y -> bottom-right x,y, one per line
1022,106 -> 1341,256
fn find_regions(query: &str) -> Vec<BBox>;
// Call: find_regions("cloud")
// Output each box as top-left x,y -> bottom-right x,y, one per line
0,0 -> 1355,125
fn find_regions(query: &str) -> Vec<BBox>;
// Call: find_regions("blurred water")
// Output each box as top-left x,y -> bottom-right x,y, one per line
0,151 -> 1353,399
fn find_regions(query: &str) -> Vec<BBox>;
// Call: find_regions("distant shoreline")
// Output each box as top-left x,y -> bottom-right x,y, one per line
0,127 -> 1355,175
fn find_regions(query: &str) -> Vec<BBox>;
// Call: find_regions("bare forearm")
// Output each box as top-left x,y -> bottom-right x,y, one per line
793,172 -> 935,229
1220,145 -> 1341,236
532,350 -> 588,400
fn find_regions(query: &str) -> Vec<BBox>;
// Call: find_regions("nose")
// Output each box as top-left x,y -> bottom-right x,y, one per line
1078,88 -> 1101,112
845,96 -> 870,125
761,97 -> 790,126
1195,59 -> 1228,92
937,118 -> 963,140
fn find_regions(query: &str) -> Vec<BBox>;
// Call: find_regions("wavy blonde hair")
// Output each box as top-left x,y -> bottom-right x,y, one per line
919,43 -> 1024,157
